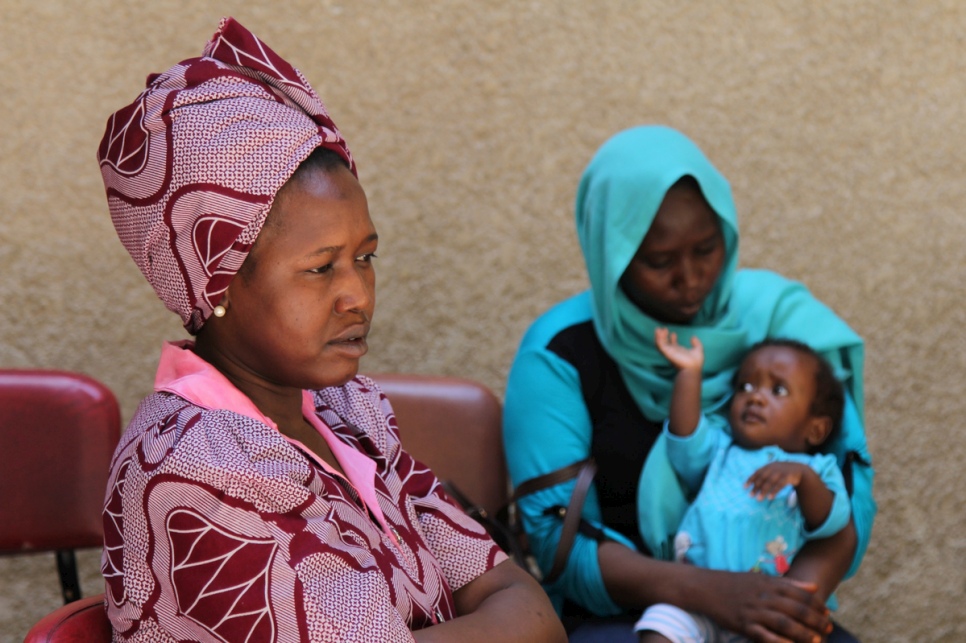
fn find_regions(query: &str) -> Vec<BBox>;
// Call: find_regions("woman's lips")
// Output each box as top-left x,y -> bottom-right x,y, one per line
678,301 -> 703,317
328,324 -> 369,357
328,336 -> 368,358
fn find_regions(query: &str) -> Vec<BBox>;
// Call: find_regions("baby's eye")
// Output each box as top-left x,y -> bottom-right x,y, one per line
773,384 -> 789,396
737,382 -> 754,393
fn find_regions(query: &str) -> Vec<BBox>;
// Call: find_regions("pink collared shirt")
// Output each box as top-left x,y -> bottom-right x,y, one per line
103,341 -> 506,642
154,340 -> 393,540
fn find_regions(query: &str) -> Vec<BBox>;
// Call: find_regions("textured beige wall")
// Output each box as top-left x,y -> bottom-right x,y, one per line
2,1 -> 963,640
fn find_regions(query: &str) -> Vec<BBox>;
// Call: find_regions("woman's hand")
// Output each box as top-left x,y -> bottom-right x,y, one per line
698,570 -> 830,643
412,559 -> 566,643
598,541 -> 829,643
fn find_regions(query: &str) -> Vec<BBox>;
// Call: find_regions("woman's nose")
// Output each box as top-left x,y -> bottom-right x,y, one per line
676,257 -> 702,292
334,268 -> 373,315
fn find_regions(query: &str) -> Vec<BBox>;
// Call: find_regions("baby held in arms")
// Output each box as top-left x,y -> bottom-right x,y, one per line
636,331 -> 850,642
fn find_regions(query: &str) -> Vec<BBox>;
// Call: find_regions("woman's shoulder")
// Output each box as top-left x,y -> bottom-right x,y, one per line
113,391 -> 319,515
731,268 -> 861,346
731,268 -> 802,299
119,391 -> 312,481
517,290 -> 594,350
121,391 -> 202,446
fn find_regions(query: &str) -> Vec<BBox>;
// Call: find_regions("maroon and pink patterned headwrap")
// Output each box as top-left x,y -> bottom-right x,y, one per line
98,17 -> 356,333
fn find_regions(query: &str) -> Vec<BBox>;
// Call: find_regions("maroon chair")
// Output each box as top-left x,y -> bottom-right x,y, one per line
0,370 -> 120,604
367,373 -> 508,518
22,593 -> 111,643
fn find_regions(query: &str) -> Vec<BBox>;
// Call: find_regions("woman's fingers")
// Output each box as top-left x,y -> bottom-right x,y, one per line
708,572 -> 828,643
752,580 -> 829,643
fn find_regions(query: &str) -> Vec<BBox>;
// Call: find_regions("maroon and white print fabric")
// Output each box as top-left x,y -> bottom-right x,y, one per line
102,370 -> 505,642
97,17 -> 355,333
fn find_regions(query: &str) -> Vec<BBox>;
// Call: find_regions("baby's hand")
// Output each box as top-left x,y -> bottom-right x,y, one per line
745,462 -> 808,500
655,327 -> 704,372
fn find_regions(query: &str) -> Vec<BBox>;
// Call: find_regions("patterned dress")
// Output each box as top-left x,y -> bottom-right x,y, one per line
102,342 -> 506,642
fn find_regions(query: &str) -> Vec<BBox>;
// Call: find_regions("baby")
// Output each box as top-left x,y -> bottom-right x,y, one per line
636,331 -> 851,643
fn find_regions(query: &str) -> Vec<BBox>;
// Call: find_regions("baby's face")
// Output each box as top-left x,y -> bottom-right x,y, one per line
729,346 -> 820,452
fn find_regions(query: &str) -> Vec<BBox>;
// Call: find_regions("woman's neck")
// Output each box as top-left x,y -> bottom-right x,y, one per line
192,337 -> 344,474
192,335 -> 304,431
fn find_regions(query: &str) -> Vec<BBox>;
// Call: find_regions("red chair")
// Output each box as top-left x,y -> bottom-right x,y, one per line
368,373 -> 508,517
0,370 -> 121,604
23,593 -> 110,643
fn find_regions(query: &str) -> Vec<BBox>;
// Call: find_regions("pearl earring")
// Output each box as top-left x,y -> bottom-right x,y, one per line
212,305 -> 227,318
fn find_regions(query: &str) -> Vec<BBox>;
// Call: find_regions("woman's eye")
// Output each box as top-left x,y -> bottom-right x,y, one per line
642,256 -> 671,270
356,252 -> 378,263
773,385 -> 789,396
695,241 -> 719,256
309,263 -> 333,274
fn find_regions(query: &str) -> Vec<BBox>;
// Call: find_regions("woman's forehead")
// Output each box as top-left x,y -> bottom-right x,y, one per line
255,167 -> 372,254
643,189 -> 721,247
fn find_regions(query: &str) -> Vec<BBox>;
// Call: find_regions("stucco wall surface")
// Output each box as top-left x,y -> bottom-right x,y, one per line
1,1 -> 963,640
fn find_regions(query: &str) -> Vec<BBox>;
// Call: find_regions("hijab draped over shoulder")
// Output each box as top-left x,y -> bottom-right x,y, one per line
575,126 -> 869,564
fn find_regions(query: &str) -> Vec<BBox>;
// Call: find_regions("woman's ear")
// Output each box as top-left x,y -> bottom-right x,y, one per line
805,415 -> 833,447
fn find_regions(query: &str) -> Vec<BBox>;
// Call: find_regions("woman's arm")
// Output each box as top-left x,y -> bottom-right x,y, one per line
784,519 -> 857,602
597,540 -> 832,643
413,560 -> 566,643
504,341 -> 633,615
785,392 -> 874,598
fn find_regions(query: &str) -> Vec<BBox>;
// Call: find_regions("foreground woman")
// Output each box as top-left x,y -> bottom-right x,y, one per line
98,18 -> 564,643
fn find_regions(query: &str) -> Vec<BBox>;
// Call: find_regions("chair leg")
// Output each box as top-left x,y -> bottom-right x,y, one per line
55,549 -> 82,604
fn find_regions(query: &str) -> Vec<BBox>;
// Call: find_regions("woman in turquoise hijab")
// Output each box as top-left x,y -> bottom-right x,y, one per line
503,126 -> 874,642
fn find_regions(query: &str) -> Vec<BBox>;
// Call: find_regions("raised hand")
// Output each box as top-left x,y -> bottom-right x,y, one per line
655,327 -> 704,372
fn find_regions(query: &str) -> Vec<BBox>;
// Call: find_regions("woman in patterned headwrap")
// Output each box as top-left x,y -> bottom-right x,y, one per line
98,18 -> 565,643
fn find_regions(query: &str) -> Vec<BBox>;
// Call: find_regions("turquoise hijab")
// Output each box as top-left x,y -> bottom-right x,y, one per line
577,125 -> 743,421
576,125 -> 865,557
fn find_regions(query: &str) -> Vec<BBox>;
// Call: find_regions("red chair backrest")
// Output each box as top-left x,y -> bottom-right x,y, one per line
0,370 -> 121,552
368,373 -> 508,517
23,594 -> 111,643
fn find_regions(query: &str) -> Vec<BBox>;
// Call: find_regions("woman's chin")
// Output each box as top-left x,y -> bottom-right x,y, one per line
308,362 -> 362,390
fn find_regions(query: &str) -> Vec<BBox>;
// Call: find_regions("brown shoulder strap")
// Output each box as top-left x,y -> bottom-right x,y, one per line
510,457 -> 592,501
509,458 -> 598,585
544,460 -> 597,584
